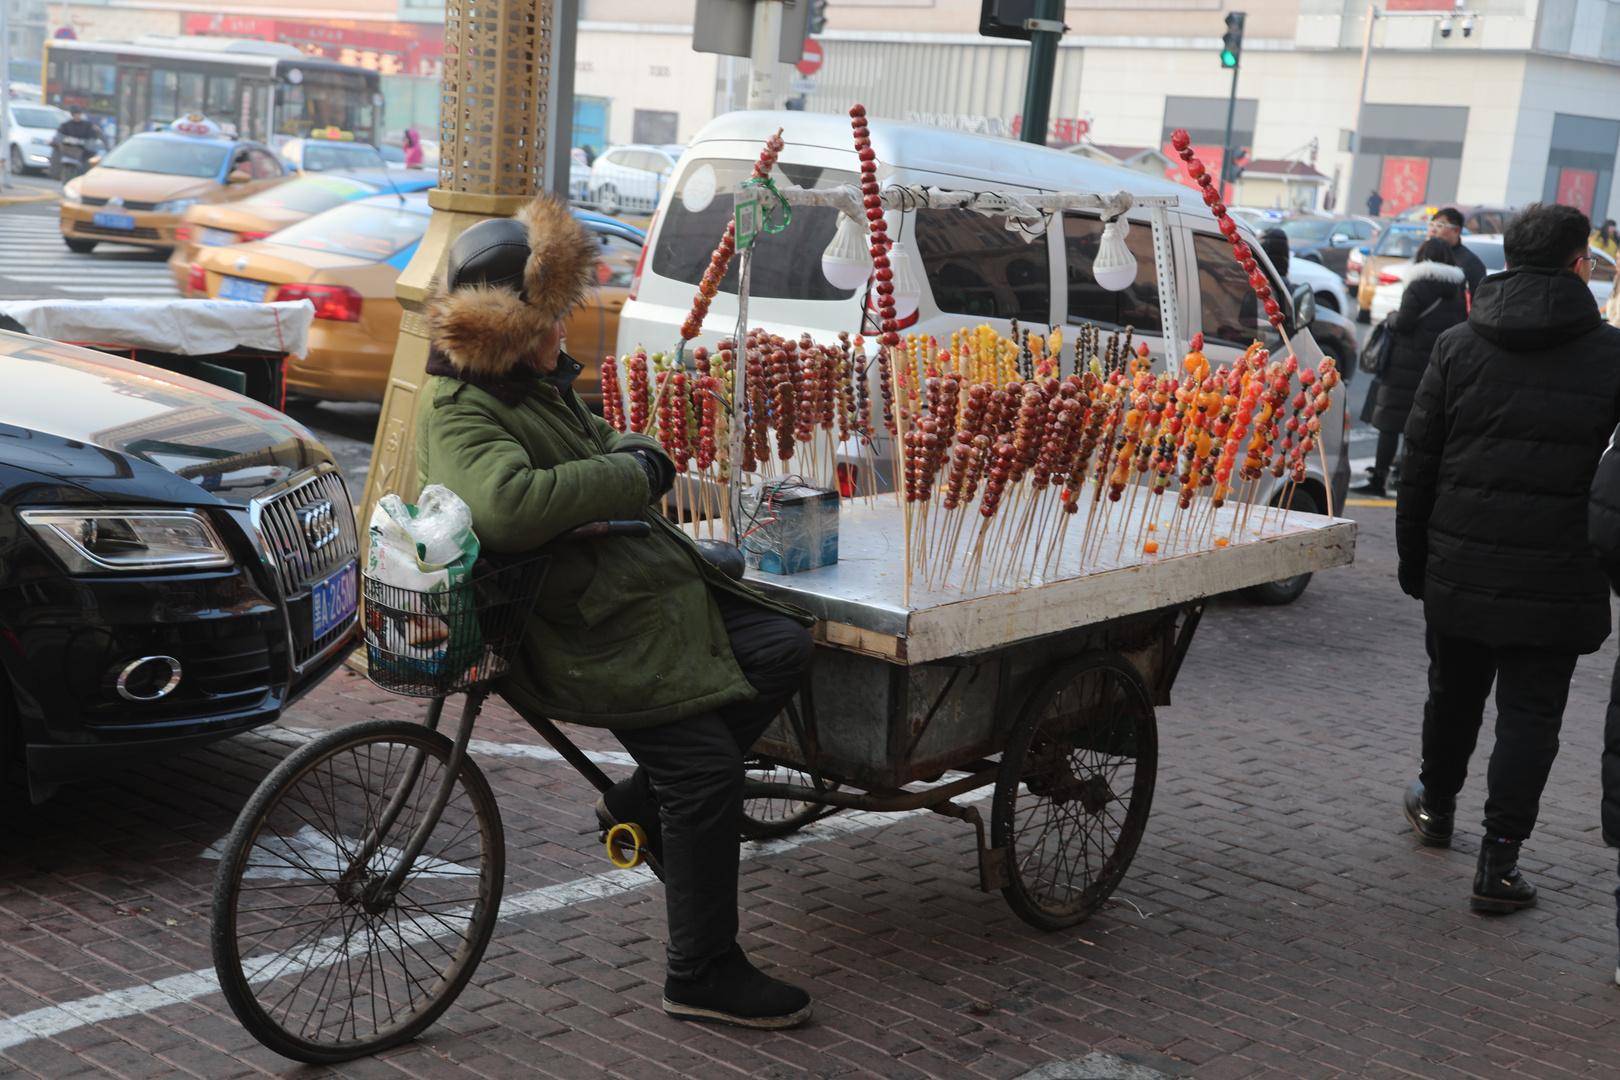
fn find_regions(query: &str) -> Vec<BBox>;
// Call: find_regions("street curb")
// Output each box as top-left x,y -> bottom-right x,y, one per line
0,191 -> 56,205
1344,497 -> 1396,507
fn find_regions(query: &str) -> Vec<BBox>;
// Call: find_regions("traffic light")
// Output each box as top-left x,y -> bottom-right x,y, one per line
808,0 -> 828,35
1221,12 -> 1246,69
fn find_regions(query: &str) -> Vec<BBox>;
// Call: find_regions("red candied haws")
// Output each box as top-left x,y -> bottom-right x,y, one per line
1171,128 -> 1284,329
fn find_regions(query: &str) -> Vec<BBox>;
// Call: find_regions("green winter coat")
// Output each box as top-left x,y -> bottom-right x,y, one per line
415,353 -> 811,729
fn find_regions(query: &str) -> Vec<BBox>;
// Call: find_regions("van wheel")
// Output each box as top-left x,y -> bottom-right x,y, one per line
1240,488 -> 1319,606
9,145 -> 28,175
596,185 -> 619,216
65,238 -> 97,254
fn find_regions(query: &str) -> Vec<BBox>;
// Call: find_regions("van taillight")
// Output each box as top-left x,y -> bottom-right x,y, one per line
276,283 -> 363,322
187,263 -> 207,293
628,233 -> 651,302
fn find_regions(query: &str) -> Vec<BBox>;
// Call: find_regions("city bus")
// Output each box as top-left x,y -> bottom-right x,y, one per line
43,35 -> 383,150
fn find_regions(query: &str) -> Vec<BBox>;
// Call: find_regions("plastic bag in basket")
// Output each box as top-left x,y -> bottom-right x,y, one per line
365,485 -> 483,684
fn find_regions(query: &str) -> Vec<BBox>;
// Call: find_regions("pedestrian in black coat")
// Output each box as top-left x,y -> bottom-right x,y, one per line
1587,422 -> 1620,985
1396,202 -> 1620,914
1357,238 -> 1467,496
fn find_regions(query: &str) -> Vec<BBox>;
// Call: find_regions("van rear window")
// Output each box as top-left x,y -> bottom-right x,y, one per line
651,158 -> 859,301
915,209 -> 1050,323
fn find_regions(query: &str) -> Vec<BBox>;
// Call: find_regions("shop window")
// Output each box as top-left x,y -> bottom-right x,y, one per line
1064,214 -> 1161,332
915,208 -> 1050,323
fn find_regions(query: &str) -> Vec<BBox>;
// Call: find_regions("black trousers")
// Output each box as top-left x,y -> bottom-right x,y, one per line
1418,627 -> 1578,840
613,590 -> 813,978
1373,429 -> 1401,481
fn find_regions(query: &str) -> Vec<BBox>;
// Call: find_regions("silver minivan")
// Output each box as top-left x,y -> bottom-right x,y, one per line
618,111 -> 1357,602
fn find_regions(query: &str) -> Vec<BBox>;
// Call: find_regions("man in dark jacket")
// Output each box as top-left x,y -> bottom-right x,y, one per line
1397,202 -> 1620,912
1587,426 -> 1620,984
1429,207 -> 1487,297
417,196 -> 816,1028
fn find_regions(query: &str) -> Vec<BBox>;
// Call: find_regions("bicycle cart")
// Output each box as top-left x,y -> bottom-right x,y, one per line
209,507 -> 1353,1064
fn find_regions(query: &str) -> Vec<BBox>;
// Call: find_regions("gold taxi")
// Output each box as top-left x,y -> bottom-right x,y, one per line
59,116 -> 288,254
191,193 -> 644,406
169,171 -> 438,293
1350,222 -> 1429,314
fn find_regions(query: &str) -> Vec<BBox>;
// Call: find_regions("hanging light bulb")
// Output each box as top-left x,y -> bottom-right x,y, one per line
821,212 -> 871,292
886,240 -> 923,320
1093,214 -> 1138,292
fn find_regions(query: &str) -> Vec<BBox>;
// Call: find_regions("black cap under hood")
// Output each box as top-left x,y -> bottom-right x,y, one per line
1466,266 -> 1603,352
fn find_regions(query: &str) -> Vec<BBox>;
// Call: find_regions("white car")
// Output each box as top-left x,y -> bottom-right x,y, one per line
7,101 -> 69,176
279,137 -> 388,174
1288,256 -> 1353,320
588,143 -> 683,216
1370,237 -> 1615,321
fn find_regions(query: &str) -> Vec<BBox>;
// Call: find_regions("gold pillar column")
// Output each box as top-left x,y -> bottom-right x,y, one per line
359,0 -> 555,521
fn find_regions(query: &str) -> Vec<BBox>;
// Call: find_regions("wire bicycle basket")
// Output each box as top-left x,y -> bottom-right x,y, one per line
361,552 -> 550,698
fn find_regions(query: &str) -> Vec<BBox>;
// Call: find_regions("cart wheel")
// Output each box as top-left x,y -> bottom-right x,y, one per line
991,652 -> 1157,930
741,754 -> 840,840
210,719 -> 505,1064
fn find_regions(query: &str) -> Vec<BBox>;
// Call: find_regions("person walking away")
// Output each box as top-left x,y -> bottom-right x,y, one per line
1397,202 -> 1620,912
1352,238 -> 1467,497
1428,207 -> 1487,297
403,128 -> 424,169
1593,219 -> 1619,259
416,194 -> 816,1027
1367,188 -> 1384,217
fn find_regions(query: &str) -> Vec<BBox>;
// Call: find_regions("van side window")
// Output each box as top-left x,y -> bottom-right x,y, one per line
1194,232 -> 1280,347
914,208 -> 1050,323
1064,214 -> 1161,332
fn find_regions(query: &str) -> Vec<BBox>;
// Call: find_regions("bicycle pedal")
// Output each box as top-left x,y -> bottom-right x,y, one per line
604,821 -> 649,869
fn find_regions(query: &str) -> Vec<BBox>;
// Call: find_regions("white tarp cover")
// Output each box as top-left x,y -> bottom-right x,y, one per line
0,298 -> 315,358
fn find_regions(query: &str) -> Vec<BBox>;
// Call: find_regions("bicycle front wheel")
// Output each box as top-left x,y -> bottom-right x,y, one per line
210,718 -> 505,1063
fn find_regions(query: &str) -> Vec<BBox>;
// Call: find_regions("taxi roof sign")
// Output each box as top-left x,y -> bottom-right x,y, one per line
311,127 -> 355,142
168,114 -> 223,137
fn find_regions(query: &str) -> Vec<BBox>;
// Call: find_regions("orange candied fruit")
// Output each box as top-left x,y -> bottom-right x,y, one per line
1146,522 -> 1157,532
1213,537 -> 1230,547
1143,540 -> 1159,554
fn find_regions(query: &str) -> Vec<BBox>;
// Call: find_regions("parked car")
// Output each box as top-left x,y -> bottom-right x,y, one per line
620,112 -> 1360,593
169,170 -> 439,292
59,120 -> 289,254
1350,221 -> 1429,315
7,101 -> 68,175
588,143 -> 683,216
1288,256 -> 1354,318
1369,237 -> 1614,321
1279,216 -> 1379,279
0,327 -> 360,801
190,195 -> 643,406
279,135 -> 389,174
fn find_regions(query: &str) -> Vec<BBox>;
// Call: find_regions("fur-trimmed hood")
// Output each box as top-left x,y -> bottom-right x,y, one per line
1405,260 -> 1467,284
424,195 -> 600,379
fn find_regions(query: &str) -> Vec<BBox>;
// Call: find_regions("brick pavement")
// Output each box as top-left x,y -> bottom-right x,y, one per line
1,505 -> 1618,1079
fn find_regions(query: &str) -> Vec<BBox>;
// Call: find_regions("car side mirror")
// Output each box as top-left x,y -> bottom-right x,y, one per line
1290,282 -> 1316,330
88,156 -> 102,167
227,169 -> 252,184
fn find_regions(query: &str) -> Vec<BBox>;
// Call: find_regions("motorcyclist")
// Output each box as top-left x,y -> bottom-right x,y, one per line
51,108 -> 104,179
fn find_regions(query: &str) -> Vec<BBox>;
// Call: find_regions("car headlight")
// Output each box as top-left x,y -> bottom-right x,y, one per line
20,509 -> 234,574
154,198 -> 201,214
61,184 -> 83,204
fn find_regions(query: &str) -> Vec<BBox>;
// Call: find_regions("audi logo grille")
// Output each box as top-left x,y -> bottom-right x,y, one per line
297,499 -> 340,552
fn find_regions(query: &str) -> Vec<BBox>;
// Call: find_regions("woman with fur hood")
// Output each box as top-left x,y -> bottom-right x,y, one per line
1359,238 -> 1469,497
417,194 -> 816,1029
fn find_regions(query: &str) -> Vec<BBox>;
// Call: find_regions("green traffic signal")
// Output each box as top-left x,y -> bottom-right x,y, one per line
1220,48 -> 1237,68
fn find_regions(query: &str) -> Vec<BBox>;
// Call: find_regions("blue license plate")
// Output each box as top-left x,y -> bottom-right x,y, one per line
201,227 -> 236,247
92,211 -> 135,230
312,560 -> 358,640
219,276 -> 269,302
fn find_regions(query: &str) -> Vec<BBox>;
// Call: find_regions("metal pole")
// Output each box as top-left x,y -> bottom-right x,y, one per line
1018,0 -> 1063,145
747,0 -> 783,110
1220,62 -> 1238,201
1349,4 -> 1376,212
548,0 -> 578,199
1,0 -> 11,192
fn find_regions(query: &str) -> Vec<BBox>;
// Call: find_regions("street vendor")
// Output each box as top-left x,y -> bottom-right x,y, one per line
417,193 -> 816,1030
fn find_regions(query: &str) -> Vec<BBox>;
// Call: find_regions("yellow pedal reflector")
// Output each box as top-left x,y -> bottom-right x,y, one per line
605,822 -> 648,869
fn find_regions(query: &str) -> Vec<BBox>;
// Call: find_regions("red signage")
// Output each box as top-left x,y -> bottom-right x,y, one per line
1379,156 -> 1431,216
796,39 -> 822,77
1556,168 -> 1598,216
184,15 -> 443,78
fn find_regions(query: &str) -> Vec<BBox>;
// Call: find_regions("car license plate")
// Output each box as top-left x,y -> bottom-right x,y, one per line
218,276 -> 269,302
92,211 -> 135,230
311,560 -> 358,640
200,227 -> 236,247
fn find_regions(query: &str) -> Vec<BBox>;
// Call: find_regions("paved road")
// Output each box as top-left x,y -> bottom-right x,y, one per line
0,201 -> 179,301
0,507 -> 1617,1079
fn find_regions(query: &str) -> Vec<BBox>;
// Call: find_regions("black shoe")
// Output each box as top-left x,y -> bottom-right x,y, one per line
1471,836 -> 1537,913
596,776 -> 664,879
1403,781 -> 1454,847
663,943 -> 813,1029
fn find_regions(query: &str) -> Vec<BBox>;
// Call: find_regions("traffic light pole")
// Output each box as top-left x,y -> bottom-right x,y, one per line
1018,0 -> 1064,145
1220,60 -> 1239,196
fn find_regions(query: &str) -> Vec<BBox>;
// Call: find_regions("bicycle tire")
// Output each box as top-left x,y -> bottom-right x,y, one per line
210,719 -> 505,1063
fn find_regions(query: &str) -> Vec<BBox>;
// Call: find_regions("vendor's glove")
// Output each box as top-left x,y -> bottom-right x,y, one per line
622,448 -> 675,501
1397,562 -> 1425,600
